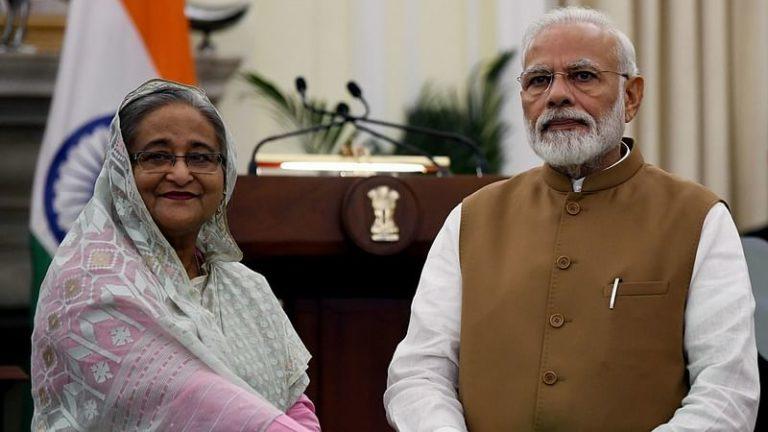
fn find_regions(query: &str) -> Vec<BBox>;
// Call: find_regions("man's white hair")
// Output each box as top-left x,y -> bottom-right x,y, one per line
521,6 -> 639,76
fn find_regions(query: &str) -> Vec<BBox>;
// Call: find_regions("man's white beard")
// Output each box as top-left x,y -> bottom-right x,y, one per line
526,93 -> 625,174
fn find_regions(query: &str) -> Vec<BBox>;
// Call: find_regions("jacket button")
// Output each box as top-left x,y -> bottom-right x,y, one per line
542,370 -> 558,385
566,201 -> 581,215
549,313 -> 565,328
556,256 -> 571,269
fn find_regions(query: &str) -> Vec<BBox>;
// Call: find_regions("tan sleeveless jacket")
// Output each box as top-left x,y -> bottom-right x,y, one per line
459,140 -> 720,431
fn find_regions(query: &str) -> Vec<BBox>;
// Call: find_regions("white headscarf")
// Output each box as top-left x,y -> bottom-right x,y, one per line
31,79 -> 310,431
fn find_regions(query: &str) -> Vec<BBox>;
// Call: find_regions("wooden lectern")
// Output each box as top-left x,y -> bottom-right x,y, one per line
229,175 -> 503,431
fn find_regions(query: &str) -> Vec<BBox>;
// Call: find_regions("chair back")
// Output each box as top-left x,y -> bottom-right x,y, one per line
742,236 -> 768,359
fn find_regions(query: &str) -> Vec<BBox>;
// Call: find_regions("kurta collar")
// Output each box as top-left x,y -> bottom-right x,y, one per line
542,137 -> 644,193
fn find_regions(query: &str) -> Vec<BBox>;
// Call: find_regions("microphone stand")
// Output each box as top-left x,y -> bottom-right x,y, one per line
354,116 -> 488,176
248,119 -> 348,174
249,76 -> 481,177
248,116 -> 450,176
351,122 -> 450,177
327,102 -> 451,176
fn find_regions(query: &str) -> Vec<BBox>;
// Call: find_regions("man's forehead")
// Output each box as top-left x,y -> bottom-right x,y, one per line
524,22 -> 618,69
525,58 -> 600,72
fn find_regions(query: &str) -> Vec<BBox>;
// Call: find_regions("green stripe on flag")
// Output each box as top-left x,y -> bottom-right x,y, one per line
29,234 -> 52,315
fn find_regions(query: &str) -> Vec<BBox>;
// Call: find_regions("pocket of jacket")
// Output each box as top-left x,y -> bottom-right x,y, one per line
602,280 -> 669,297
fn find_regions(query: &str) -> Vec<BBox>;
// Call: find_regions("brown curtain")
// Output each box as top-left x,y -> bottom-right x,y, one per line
558,0 -> 768,230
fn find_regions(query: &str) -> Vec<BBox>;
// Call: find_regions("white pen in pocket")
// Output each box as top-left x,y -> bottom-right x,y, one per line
609,277 -> 621,310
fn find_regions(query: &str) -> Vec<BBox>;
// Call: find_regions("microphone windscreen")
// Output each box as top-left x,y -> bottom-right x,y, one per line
346,81 -> 362,98
295,77 -> 307,94
336,102 -> 350,116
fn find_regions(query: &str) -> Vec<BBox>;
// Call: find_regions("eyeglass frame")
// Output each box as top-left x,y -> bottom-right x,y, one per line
517,67 -> 630,97
129,151 -> 226,174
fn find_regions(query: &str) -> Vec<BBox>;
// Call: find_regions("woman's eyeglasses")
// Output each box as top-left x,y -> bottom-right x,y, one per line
130,151 -> 225,174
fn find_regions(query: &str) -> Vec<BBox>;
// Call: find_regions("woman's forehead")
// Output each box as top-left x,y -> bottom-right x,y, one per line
132,103 -> 221,151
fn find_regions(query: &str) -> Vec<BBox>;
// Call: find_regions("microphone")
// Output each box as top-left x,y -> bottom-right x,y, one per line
335,102 -> 350,118
346,81 -> 361,98
295,76 -> 307,96
346,81 -> 370,118
295,76 -> 337,119
249,76 -> 459,176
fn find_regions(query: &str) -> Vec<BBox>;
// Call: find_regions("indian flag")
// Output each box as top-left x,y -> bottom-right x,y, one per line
29,0 -> 196,305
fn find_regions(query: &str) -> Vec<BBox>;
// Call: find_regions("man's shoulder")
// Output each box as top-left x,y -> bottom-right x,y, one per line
465,166 -> 545,203
637,163 -> 722,205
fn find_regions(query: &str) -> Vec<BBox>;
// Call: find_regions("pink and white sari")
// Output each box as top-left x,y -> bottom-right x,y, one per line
31,80 -> 312,431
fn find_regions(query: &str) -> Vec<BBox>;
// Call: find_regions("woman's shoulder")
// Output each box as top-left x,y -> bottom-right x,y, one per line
219,261 -> 266,279
215,262 -> 274,294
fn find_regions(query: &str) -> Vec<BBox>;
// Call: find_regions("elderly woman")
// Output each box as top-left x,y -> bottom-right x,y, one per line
31,79 -> 320,431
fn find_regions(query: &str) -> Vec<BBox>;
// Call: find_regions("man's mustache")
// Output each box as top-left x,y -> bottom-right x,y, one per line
536,108 -> 595,133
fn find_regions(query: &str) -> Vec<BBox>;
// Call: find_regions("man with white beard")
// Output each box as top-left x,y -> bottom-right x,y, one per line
384,6 -> 759,432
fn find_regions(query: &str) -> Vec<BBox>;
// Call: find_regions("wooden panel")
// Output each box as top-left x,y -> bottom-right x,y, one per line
292,299 -> 410,432
228,175 -> 505,430
0,366 -> 27,381
229,175 -> 504,257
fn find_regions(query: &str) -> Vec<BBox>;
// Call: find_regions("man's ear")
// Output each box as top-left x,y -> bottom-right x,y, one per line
623,75 -> 644,123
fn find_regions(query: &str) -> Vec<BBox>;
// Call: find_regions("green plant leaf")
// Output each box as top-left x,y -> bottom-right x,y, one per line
398,49 -> 515,174
242,72 -> 290,110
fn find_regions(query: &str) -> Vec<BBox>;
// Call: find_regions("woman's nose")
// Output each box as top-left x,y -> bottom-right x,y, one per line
165,158 -> 194,183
